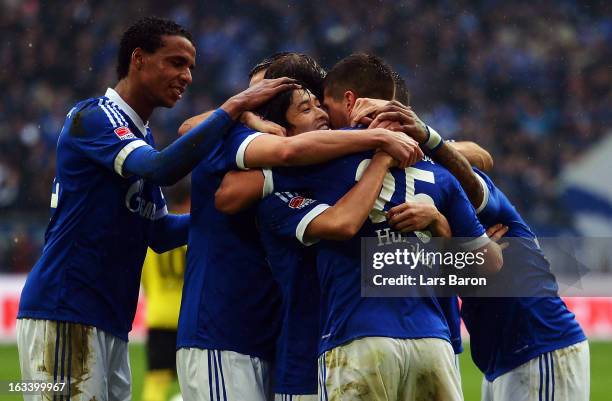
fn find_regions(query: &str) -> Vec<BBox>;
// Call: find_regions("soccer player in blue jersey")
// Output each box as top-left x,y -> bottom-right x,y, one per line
263,55 -> 503,401
175,53 -> 423,401
255,85 -> 411,401
217,54 -> 503,401
213,59 -> 456,401
360,101 -> 589,400
222,65 -> 450,400
16,17 -> 300,401
349,96 -> 493,374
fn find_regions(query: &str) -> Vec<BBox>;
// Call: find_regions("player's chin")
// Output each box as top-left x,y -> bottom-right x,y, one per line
161,95 -> 180,108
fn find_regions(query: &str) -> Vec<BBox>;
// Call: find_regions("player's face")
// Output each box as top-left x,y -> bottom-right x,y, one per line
140,35 -> 196,108
285,89 -> 329,136
323,88 -> 350,129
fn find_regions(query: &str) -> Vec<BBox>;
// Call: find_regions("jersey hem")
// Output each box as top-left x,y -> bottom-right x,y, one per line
318,332 -> 451,356
296,204 -> 330,246
16,311 -> 129,342
236,132 -> 265,170
274,390 -> 318,397
175,341 -> 274,362
483,334 -> 588,381
474,172 -> 490,214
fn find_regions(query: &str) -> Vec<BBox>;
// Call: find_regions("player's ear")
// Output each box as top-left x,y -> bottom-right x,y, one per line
344,91 -> 357,114
131,48 -> 145,71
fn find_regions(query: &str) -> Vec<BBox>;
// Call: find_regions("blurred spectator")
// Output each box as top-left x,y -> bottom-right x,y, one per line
0,0 -> 610,271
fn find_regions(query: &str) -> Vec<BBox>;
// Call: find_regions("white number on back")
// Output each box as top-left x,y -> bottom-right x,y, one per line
355,161 -> 435,223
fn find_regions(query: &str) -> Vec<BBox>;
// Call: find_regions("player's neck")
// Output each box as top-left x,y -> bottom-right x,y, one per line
114,79 -> 153,122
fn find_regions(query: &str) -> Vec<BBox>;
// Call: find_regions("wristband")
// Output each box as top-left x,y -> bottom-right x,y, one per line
424,125 -> 444,153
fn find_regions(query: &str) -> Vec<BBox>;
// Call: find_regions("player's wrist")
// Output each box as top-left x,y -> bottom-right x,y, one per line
220,97 -> 244,120
423,125 -> 444,153
372,151 -> 395,168
431,209 -> 444,226
411,121 -> 429,144
372,129 -> 392,149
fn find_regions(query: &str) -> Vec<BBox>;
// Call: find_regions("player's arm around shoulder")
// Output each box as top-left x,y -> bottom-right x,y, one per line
304,152 -> 396,242
241,128 -> 421,170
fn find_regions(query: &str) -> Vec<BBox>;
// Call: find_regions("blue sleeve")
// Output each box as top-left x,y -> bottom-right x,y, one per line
148,213 -> 190,253
123,108 -> 234,186
265,153 -> 372,200
68,100 -> 150,176
223,123 -> 264,170
257,191 -> 330,246
261,164 -> 338,199
473,168 -> 502,223
443,173 -> 488,249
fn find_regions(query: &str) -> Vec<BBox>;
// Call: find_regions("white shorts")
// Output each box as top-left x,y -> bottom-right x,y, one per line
455,353 -> 461,378
318,336 -> 463,401
16,318 -> 131,401
176,348 -> 273,401
481,340 -> 590,401
274,394 -> 317,401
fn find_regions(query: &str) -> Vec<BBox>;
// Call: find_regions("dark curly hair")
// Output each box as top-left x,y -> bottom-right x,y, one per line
116,17 -> 194,80
392,71 -> 411,105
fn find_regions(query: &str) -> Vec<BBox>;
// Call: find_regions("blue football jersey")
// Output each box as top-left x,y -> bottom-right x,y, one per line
18,89 -> 167,340
266,153 -> 488,354
461,169 -> 586,381
177,124 -> 281,361
256,191 -> 325,395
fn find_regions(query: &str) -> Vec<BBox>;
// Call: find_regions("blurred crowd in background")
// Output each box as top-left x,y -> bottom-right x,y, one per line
0,0 -> 610,272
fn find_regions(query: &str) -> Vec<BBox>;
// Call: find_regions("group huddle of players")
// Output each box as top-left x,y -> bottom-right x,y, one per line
15,16 -> 589,401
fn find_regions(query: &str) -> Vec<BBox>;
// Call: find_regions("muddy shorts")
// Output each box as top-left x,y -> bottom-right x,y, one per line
481,340 -> 590,401
176,348 -> 272,401
16,318 -> 131,401
318,336 -> 463,401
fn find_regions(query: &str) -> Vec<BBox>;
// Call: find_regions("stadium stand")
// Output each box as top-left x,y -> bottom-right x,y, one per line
0,0 -> 610,272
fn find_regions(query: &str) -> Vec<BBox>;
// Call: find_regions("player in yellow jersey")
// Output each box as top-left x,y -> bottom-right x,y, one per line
141,180 -> 190,401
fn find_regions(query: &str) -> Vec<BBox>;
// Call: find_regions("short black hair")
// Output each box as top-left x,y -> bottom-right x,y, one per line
263,53 -> 326,100
255,53 -> 326,130
116,17 -> 194,80
324,53 -> 395,101
248,52 -> 293,80
392,71 -> 411,105
257,86 -> 311,130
